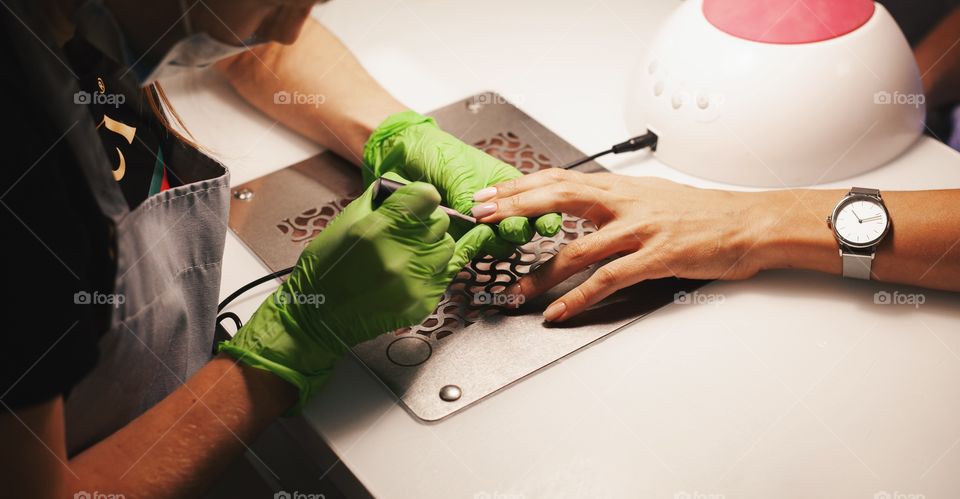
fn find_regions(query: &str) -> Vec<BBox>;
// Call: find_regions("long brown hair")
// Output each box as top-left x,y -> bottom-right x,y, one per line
145,81 -> 207,153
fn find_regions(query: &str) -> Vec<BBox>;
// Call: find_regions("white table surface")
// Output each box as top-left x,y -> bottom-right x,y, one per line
163,1 -> 960,497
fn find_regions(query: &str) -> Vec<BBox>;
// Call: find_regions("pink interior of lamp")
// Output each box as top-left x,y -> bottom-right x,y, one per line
703,0 -> 875,44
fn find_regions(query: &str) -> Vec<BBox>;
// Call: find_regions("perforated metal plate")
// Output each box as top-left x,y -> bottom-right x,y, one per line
228,92 -> 702,421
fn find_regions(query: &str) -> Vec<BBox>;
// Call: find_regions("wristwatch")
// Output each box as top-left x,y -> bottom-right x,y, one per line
826,187 -> 891,280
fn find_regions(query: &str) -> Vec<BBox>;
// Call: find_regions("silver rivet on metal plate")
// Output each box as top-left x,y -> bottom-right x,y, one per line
439,385 -> 461,402
233,188 -> 254,201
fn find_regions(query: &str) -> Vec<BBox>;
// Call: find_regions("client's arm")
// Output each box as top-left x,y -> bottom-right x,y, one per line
471,169 -> 960,321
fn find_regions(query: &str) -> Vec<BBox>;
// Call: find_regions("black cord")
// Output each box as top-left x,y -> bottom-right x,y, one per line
215,266 -> 293,332
217,266 -> 294,312
217,311 -> 243,331
560,149 -> 612,170
212,311 -> 244,353
561,130 -> 658,170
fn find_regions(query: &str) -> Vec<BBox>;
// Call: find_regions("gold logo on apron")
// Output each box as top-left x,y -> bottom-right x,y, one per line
97,115 -> 136,181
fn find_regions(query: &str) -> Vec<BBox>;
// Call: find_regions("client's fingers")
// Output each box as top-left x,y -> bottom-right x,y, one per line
480,168 -> 585,200
506,226 -> 635,305
472,182 -> 614,225
543,253 -> 668,322
474,168 -> 627,202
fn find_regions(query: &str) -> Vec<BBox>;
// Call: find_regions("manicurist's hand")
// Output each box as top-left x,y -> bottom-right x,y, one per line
473,169 -> 777,322
363,111 -> 563,256
221,180 -> 493,411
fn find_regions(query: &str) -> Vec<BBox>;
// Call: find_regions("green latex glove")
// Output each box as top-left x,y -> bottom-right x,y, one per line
220,180 -> 494,413
362,111 -> 562,256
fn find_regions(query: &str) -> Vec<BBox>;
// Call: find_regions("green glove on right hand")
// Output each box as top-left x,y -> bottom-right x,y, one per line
220,180 -> 492,413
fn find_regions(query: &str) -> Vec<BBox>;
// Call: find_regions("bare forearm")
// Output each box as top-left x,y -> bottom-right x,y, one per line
755,189 -> 960,291
67,354 -> 296,498
216,19 -> 407,165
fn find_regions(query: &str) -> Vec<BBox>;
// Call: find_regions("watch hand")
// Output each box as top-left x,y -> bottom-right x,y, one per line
851,209 -> 863,223
861,215 -> 883,223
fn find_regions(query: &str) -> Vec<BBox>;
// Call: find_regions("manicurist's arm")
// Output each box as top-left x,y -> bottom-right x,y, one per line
2,180 -> 495,499
2,356 -> 295,499
914,7 -> 960,109
215,18 -> 407,165
214,17 -> 562,251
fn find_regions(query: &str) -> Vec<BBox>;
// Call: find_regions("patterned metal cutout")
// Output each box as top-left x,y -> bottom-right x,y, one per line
473,131 -> 555,173
276,197 -> 352,246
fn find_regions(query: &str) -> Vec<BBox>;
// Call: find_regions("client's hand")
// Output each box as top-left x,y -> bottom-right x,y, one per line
472,169 -> 774,322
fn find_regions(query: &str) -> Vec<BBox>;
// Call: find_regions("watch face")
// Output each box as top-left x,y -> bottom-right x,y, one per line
833,196 -> 889,247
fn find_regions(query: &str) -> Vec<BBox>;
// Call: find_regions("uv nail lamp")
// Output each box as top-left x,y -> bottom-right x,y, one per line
626,0 -> 925,187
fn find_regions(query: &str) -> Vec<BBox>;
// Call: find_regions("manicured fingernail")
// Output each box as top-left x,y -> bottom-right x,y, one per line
471,202 -> 497,218
473,187 -> 497,202
544,301 -> 566,321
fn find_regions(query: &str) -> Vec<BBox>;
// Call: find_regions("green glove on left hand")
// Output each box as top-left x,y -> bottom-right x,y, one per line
362,111 -> 562,257
220,180 -> 494,413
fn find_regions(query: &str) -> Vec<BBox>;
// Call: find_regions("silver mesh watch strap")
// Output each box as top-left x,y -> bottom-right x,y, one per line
841,250 -> 874,280
850,186 -> 881,197
839,187 -> 882,280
